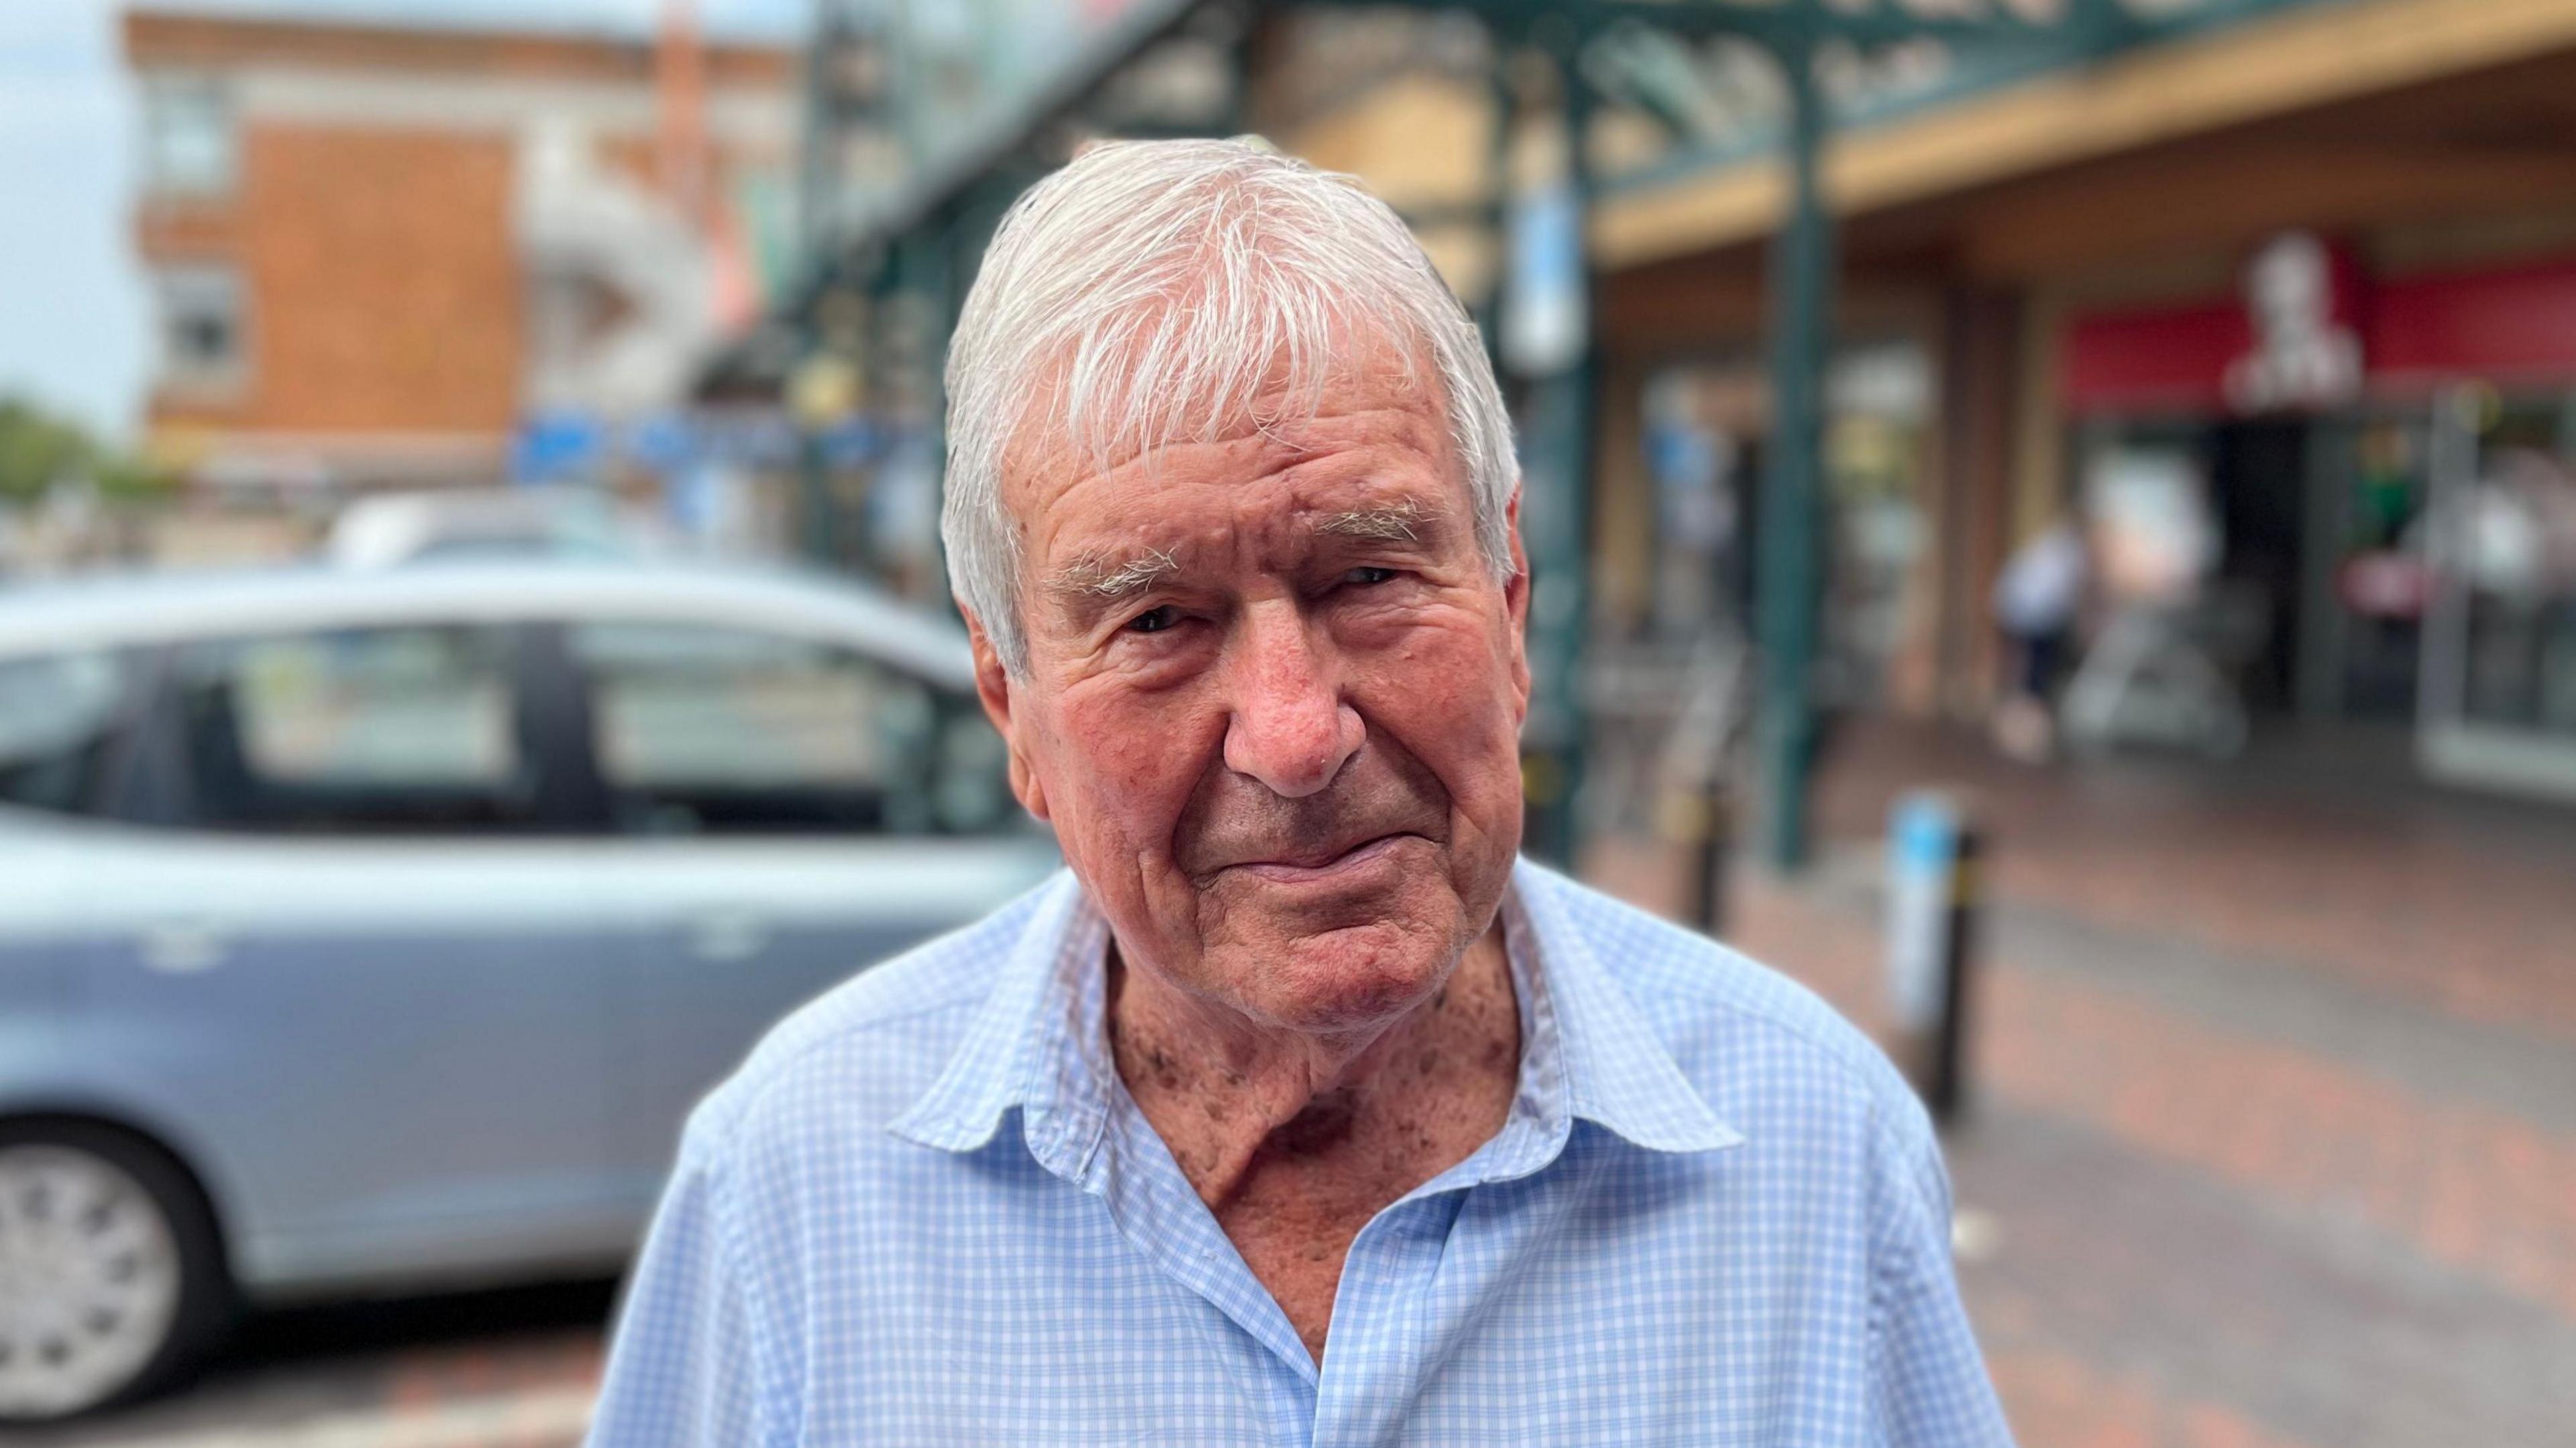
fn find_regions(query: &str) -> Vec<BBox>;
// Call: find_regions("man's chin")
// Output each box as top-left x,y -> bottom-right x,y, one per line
1226,917 -> 1463,1034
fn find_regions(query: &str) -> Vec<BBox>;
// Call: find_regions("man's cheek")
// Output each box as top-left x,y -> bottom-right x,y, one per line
1366,655 -> 1515,740
1085,716 -> 1188,805
1055,702 -> 1195,864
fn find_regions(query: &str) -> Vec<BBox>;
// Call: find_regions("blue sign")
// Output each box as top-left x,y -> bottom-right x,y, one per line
512,412 -> 606,485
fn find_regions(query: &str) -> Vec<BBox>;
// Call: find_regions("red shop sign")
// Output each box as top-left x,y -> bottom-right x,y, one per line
2063,241 -> 2576,414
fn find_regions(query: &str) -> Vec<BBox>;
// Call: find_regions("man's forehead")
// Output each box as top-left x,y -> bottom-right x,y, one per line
1017,369 -> 1446,479
1042,467 -> 1457,574
1009,379 -> 1460,553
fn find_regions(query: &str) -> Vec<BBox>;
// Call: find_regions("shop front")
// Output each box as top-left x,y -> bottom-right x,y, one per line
2059,237 -> 2576,801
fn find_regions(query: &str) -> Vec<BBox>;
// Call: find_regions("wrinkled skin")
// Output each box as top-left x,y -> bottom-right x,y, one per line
971,353 -> 1529,1045
965,342 -> 1532,1357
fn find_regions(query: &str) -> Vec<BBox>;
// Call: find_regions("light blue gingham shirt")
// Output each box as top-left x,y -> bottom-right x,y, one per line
588,860 -> 2012,1446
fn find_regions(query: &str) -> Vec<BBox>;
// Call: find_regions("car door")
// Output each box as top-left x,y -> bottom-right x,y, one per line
549,616 -> 1053,1201
59,619 -> 621,1288
0,645 -> 152,1103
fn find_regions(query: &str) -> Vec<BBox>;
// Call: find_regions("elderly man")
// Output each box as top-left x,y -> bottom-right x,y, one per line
588,139 -> 2010,1446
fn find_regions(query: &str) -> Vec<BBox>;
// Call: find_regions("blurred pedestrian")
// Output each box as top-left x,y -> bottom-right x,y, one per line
587,139 -> 2011,1447
1990,514 -> 2088,763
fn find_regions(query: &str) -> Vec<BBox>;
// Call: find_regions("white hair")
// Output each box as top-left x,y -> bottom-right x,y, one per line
940,137 -> 1520,673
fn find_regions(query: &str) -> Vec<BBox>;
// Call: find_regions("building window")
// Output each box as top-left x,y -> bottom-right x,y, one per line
155,266 -> 246,393
140,75 -> 235,197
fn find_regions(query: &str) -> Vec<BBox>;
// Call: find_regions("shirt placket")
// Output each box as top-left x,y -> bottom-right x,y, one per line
1019,883 -> 1585,1447
1308,1187 -> 1466,1448
1085,1082 -> 1324,1444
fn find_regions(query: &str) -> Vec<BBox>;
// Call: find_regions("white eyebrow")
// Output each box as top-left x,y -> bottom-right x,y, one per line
1045,545 -> 1179,602
1315,499 -> 1435,543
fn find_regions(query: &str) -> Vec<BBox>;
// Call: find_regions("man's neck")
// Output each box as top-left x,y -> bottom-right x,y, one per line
1105,923 -> 1522,1211
1106,922 -> 1523,1359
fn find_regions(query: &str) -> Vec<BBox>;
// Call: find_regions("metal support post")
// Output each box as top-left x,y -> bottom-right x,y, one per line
1520,356 -> 1596,868
1477,60 -> 1516,376
1756,39 -> 1833,871
1515,50 -> 1599,871
798,428 -> 833,565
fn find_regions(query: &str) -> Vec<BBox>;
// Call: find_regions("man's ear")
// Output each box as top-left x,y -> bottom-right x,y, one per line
964,608 -> 1051,822
1503,487 -> 1533,722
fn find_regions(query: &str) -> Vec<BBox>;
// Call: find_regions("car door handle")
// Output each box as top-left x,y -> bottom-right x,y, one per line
685,909 -> 771,963
139,922 -> 233,974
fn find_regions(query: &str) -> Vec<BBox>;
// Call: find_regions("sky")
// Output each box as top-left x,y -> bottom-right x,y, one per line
0,0 -> 805,443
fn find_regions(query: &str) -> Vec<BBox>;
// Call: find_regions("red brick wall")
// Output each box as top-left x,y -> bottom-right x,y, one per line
221,123 -> 522,435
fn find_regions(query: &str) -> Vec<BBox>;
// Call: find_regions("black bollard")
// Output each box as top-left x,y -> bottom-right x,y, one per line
1884,791 -> 1982,1123
1659,777 -> 1733,938
1691,777 -> 1732,938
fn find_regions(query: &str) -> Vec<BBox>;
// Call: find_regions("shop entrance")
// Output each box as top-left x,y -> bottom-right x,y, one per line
2208,418 -> 2309,713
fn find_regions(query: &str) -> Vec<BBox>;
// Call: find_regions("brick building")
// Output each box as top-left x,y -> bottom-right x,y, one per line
123,8 -> 800,496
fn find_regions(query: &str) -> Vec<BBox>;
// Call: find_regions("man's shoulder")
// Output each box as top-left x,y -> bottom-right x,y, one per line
1523,865 -> 1924,1132
682,871 -> 1073,1156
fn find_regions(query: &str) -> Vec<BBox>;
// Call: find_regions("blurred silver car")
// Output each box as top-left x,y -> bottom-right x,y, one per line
0,559 -> 1053,1421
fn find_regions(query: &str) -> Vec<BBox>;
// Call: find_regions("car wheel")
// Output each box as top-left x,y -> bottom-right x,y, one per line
0,1123 -> 231,1423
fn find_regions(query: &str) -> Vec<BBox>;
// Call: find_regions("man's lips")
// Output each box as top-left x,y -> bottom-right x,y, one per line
1220,832 -> 1419,883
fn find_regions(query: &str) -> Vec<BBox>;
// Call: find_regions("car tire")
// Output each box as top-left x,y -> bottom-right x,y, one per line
0,1121 -> 234,1424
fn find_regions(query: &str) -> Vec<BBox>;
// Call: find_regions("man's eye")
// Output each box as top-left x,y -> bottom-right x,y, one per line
1343,566 -> 1398,588
1124,605 -> 1180,634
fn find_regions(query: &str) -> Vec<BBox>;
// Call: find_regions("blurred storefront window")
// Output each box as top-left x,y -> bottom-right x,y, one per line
1825,342 -> 1934,708
2421,396 -> 2576,797
1619,341 -> 1930,704
2058,244 -> 2576,793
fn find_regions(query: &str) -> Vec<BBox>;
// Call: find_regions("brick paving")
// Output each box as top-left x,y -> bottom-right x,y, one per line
1712,867 -> 2576,1321
1803,718 -> 2576,1040
1951,1109 -> 2576,1448
1587,717 -> 2576,1447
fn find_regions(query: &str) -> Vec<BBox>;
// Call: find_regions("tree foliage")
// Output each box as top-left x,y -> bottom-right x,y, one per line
0,396 -> 172,504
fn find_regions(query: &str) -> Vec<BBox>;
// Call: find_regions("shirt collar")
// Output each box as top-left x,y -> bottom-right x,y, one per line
1505,858 -> 1743,1155
885,872 -> 1108,1167
886,860 -> 1742,1166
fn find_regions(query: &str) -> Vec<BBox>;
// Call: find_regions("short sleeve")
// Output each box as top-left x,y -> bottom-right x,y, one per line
586,1124 -> 769,1447
1868,1100 -> 2017,1447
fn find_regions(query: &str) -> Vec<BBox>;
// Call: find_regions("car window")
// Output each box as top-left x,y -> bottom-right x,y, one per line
567,622 -> 1011,836
0,649 -> 136,816
172,624 -> 543,834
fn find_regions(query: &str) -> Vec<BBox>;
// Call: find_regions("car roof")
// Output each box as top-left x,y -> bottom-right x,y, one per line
0,559 -> 975,690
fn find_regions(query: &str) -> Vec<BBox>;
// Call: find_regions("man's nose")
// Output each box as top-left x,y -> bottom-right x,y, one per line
1221,605 -> 1364,799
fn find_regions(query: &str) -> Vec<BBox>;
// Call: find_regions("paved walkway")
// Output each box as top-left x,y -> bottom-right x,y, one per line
1588,716 -> 2576,1447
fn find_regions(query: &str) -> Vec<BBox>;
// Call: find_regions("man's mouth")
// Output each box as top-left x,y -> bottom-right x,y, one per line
1225,832 -> 1417,885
